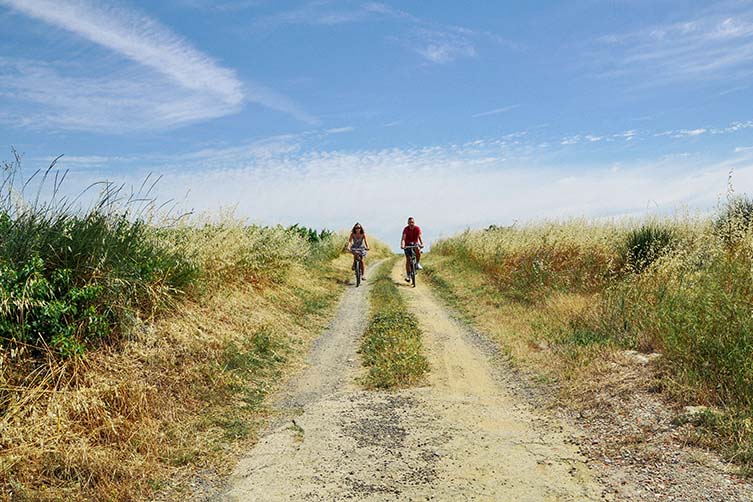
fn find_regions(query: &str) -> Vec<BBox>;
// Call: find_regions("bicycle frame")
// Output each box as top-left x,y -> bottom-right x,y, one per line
404,245 -> 421,288
353,253 -> 364,287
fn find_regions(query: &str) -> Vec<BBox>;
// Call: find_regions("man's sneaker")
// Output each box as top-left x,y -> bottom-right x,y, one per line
416,263 -> 423,270
405,274 -> 410,282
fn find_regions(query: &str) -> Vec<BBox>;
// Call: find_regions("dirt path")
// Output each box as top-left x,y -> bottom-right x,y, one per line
216,261 -> 608,501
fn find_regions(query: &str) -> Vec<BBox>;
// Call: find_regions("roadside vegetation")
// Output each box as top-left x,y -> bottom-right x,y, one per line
0,155 -> 384,501
360,258 -> 428,389
425,197 -> 753,474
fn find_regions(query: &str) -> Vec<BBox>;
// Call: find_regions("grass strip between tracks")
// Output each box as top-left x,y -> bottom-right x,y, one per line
360,258 -> 428,389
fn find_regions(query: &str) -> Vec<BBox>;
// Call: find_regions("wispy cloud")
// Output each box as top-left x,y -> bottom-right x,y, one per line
174,0 -> 265,12
655,120 -> 753,139
410,28 -> 477,64
560,135 -> 581,146
254,1 -> 510,65
595,5 -> 753,85
0,0 -> 314,130
673,128 -> 707,138
60,134 -> 753,244
253,1 -> 392,27
472,104 -> 520,118
326,126 -> 355,134
0,58 -> 235,131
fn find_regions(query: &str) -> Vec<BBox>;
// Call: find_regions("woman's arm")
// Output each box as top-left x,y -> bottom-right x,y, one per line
364,236 -> 370,250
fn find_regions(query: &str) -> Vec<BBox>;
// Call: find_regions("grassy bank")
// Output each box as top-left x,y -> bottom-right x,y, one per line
425,199 -> 753,473
360,258 -> 428,389
0,159 -> 367,500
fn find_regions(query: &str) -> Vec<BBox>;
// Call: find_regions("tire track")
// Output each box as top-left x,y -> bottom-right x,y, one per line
213,259 -> 608,501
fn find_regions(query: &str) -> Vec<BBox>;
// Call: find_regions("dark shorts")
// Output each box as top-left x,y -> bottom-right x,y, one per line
404,244 -> 419,257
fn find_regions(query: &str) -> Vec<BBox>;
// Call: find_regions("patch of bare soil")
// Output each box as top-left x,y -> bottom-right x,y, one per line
558,352 -> 753,501
214,261 -> 607,501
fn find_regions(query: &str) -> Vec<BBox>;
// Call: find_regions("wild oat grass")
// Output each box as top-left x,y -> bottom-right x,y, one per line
432,220 -> 627,301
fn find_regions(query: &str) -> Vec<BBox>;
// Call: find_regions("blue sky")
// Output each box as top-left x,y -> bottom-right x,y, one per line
2,0 -> 753,244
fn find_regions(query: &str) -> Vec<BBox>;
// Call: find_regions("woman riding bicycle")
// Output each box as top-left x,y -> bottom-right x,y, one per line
347,222 -> 370,279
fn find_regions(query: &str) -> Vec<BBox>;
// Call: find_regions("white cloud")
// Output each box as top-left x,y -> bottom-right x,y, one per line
673,128 -> 707,138
560,135 -> 581,145
0,0 -> 314,130
472,105 -> 520,118
412,29 -> 476,64
255,2 -> 495,65
0,58 -> 239,131
616,130 -> 638,141
57,136 -> 753,247
254,1 -> 393,28
596,6 -> 753,85
326,126 -> 355,134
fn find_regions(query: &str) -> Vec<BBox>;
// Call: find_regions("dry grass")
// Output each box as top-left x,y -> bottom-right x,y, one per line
425,207 -> 753,473
1,251 -> 353,501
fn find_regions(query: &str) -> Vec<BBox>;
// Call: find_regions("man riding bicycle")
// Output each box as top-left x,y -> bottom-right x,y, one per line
400,216 -> 424,282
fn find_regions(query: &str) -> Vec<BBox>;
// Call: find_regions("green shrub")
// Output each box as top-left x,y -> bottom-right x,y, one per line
287,223 -> 333,243
714,196 -> 753,247
623,224 -> 675,273
0,158 -> 194,355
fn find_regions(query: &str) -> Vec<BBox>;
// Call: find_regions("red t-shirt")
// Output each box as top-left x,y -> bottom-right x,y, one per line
403,225 -> 422,244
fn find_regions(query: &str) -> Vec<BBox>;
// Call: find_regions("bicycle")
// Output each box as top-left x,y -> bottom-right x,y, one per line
353,253 -> 364,287
349,247 -> 368,287
403,244 -> 422,288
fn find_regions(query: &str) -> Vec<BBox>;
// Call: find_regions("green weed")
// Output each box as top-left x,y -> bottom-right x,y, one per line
360,259 -> 428,389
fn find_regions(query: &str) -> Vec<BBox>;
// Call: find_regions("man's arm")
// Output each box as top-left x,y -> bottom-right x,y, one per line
400,230 -> 406,249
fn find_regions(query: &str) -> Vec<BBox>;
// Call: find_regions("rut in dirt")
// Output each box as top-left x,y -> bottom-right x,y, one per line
214,260 -> 607,501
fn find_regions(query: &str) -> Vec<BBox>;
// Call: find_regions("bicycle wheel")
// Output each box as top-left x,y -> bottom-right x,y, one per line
355,258 -> 361,287
410,257 -> 416,288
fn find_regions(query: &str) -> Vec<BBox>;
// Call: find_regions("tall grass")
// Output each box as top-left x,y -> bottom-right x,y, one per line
433,220 -> 626,302
0,155 -> 197,356
0,156 -> 346,357
0,154 -> 354,500
431,202 -> 753,469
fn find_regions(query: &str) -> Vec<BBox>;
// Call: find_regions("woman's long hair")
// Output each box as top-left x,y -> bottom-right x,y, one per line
351,222 -> 365,235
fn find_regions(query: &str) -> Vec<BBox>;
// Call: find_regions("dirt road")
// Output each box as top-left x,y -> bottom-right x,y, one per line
216,261 -> 606,500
